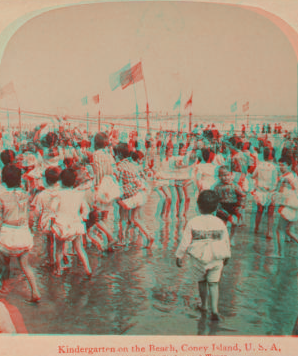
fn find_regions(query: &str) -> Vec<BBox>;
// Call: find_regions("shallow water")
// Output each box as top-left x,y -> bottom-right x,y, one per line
2,184 -> 298,335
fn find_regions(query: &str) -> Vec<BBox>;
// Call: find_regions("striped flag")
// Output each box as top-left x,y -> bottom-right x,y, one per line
173,93 -> 181,110
109,63 -> 131,91
81,96 -> 88,106
230,101 -> 237,113
119,62 -> 144,90
242,101 -> 249,112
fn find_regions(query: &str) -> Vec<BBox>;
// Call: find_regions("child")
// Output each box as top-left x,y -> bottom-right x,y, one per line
30,166 -> 62,269
251,147 -> 278,238
214,166 -> 246,245
273,156 -> 298,257
175,190 -> 231,321
51,168 -> 92,276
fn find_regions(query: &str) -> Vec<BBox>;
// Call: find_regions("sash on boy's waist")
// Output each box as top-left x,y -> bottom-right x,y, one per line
191,229 -> 223,241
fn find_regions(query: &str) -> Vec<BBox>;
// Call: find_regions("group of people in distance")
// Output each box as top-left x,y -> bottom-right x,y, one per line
0,120 -> 297,325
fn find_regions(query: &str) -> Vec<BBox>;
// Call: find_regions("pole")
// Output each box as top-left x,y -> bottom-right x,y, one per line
98,110 -> 101,132
7,110 -> 9,130
142,71 -> 150,133
146,103 -> 149,134
87,112 -> 89,134
18,107 -> 22,135
189,111 -> 192,133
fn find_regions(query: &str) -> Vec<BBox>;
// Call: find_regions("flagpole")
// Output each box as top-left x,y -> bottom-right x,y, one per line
87,112 -> 89,134
98,110 -> 101,132
6,110 -> 9,130
178,100 -> 181,133
141,66 -> 150,133
132,82 -> 140,136
18,107 -> 22,134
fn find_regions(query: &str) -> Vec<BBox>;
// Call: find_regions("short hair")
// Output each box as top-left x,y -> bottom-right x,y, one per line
263,147 -> 275,161
63,157 -> 74,168
94,132 -> 109,150
131,150 -> 144,162
236,141 -> 243,150
113,143 -> 130,160
218,165 -> 230,175
2,164 -> 21,188
45,166 -> 62,185
197,190 -> 219,214
0,149 -> 15,166
279,156 -> 292,166
60,168 -> 77,187
45,132 -> 58,148
202,148 -> 214,163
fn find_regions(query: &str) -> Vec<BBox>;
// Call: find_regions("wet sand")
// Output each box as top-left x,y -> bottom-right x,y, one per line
2,184 -> 298,335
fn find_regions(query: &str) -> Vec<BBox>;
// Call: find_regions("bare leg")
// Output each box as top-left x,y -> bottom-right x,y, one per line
182,183 -> 190,217
275,216 -> 286,257
208,282 -> 219,315
0,254 -> 10,293
95,221 -> 114,244
198,281 -> 208,311
55,239 -> 64,276
266,204 -> 275,239
176,185 -> 185,217
286,222 -> 298,244
73,235 -> 92,275
18,253 -> 41,301
46,233 -> 55,266
131,207 -> 153,248
254,204 -> 264,234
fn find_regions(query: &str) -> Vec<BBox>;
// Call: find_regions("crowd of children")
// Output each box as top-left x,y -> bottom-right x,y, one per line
0,121 -> 297,323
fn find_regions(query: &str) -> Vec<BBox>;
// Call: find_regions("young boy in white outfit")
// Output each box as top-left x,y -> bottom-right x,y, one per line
175,190 -> 231,321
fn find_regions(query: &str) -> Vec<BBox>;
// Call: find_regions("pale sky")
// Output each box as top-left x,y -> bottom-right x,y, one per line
0,1 -> 297,118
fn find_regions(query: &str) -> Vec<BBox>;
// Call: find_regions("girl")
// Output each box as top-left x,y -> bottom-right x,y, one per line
0,164 -> 40,302
51,168 -> 92,276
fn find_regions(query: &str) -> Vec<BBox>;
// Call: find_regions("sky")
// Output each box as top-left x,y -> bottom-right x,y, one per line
0,1 -> 297,120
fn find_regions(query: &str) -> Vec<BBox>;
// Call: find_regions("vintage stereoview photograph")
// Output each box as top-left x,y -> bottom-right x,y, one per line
0,0 -> 297,339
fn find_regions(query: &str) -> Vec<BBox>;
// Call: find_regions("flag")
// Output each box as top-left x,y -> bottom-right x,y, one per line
173,93 -> 181,110
242,101 -> 249,112
81,96 -> 88,106
109,63 -> 131,91
93,94 -> 100,104
230,101 -> 237,113
184,92 -> 193,109
120,62 -> 144,90
0,81 -> 15,100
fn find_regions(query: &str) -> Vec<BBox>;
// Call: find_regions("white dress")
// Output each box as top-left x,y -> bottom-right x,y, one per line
0,187 -> 33,257
51,189 -> 89,241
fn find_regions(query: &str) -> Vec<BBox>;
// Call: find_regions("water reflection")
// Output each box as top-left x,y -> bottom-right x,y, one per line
1,192 -> 297,335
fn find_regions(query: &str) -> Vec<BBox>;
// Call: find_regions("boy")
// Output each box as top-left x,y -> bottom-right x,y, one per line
176,190 -> 231,321
273,156 -> 298,257
214,166 -> 246,245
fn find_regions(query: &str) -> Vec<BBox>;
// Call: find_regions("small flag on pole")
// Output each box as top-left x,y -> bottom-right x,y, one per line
173,93 -> 181,110
230,101 -> 237,113
0,81 -> 15,100
81,96 -> 88,106
184,92 -> 193,110
120,62 -> 144,90
242,101 -> 249,112
92,94 -> 100,104
109,63 -> 131,91
109,62 -> 144,91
